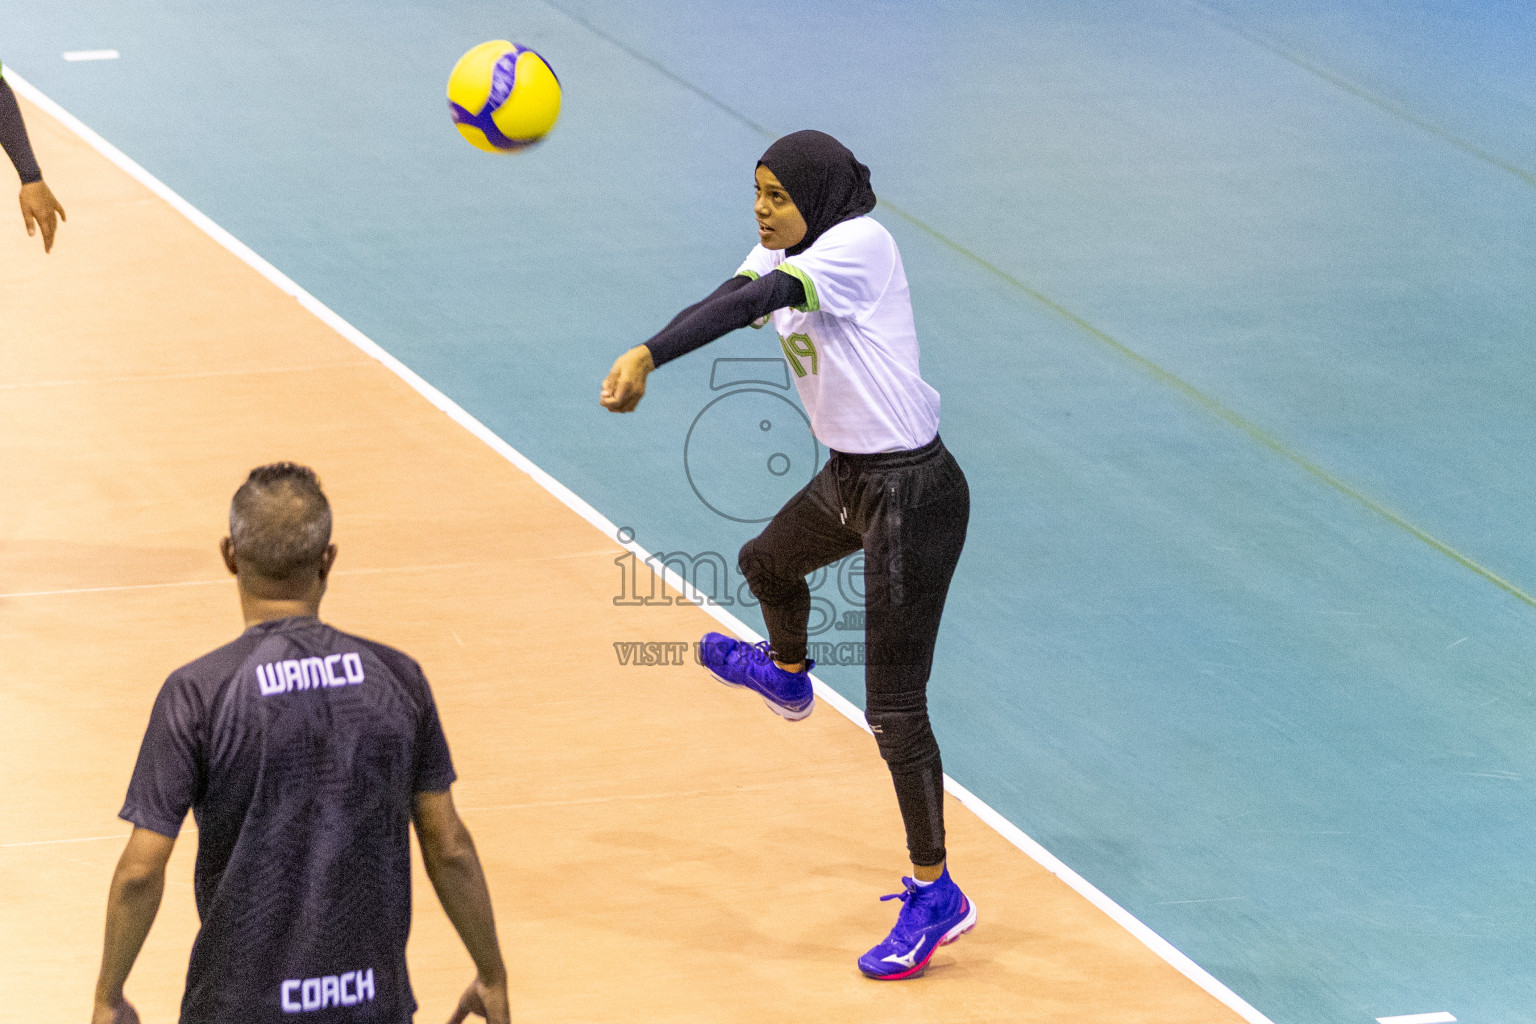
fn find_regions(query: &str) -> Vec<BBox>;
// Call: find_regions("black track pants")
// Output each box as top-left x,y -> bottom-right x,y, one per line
738,434 -> 969,867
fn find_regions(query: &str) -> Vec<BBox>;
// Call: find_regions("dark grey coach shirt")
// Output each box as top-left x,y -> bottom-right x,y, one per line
121,616 -> 457,1023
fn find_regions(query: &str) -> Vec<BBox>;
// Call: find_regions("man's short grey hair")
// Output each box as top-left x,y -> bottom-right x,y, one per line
229,463 -> 332,580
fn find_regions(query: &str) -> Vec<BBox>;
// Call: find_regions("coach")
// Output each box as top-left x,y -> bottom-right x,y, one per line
91,463 -> 509,1024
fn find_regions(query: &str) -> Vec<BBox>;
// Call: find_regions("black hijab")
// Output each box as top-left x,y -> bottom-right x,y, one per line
758,130 -> 877,256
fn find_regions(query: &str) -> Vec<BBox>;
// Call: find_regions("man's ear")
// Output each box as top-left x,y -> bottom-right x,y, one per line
220,537 -> 238,576
318,544 -> 338,582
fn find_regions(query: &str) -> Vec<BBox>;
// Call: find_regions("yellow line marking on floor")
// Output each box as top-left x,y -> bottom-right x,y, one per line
0,556 -> 618,600
0,361 -> 366,391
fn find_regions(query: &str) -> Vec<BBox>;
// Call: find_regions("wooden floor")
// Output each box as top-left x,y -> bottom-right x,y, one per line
0,94 -> 1246,1023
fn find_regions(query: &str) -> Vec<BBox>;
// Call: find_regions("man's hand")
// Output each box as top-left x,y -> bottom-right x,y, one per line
91,995 -> 141,1024
447,975 -> 510,1024
93,828 -> 173,1023
600,345 -> 655,413
415,791 -> 510,1023
19,179 -> 65,253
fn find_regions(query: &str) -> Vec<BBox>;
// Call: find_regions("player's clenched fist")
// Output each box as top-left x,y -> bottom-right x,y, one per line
600,344 -> 655,413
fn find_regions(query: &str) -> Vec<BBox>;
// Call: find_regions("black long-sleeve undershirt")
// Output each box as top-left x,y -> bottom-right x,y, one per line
0,77 -> 42,184
643,270 -> 806,368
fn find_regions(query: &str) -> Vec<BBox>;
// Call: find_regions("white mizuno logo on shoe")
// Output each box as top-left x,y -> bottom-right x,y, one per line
881,936 -> 926,968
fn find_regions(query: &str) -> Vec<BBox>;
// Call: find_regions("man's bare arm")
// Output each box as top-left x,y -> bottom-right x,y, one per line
92,827 -> 175,1024
413,789 -> 510,1024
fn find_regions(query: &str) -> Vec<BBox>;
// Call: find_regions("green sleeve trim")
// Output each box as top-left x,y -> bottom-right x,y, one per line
774,263 -> 819,313
736,269 -> 760,281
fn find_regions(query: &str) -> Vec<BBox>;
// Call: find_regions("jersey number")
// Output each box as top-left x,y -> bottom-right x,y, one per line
779,332 -> 818,378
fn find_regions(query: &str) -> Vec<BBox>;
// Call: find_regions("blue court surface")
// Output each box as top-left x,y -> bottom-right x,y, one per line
9,2 -> 1536,1020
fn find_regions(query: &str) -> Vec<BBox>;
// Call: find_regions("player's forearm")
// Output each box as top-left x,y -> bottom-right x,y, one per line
644,270 -> 804,367
658,276 -> 749,334
423,828 -> 507,984
93,861 -> 166,1003
0,77 -> 42,184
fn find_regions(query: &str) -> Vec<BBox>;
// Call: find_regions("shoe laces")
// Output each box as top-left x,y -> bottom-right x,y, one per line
878,878 -> 932,942
880,877 -> 922,906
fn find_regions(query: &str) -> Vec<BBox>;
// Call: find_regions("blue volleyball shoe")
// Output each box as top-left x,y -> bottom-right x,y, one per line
697,633 -> 815,721
858,868 -> 977,980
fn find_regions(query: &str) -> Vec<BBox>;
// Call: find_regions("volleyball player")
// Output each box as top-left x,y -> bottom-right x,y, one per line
0,62 -> 65,252
600,130 -> 974,980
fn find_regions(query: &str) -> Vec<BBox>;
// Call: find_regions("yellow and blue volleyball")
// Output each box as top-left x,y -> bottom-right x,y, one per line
447,40 -> 561,152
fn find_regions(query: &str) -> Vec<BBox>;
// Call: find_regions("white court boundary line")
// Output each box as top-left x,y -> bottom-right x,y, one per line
8,69 -> 1275,1024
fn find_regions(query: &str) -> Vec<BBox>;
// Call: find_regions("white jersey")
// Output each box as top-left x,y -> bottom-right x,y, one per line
736,216 -> 940,454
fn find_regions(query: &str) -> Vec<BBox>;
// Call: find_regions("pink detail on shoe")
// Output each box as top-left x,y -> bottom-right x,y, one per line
868,942 -> 939,981
866,896 -> 974,981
